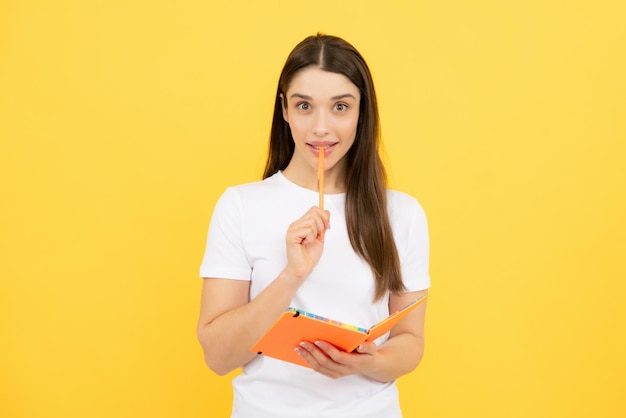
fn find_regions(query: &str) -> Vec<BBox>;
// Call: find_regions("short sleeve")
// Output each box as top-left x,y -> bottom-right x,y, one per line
391,193 -> 431,292
199,188 -> 252,280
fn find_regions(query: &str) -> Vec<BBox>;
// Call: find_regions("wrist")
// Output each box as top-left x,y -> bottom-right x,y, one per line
277,268 -> 307,289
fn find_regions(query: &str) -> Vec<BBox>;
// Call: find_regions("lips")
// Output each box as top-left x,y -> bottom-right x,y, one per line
307,142 -> 337,152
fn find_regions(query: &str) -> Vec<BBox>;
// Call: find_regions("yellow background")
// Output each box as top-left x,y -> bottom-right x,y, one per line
1,1 -> 625,417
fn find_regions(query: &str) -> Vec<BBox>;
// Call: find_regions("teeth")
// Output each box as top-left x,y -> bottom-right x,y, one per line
313,145 -> 331,149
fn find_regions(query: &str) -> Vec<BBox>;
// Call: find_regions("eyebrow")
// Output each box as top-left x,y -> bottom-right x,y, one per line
289,93 -> 357,101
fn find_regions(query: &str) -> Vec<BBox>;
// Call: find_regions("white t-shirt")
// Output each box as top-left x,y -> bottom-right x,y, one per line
200,172 -> 430,418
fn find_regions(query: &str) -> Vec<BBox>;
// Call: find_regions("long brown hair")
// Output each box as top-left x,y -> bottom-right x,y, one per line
263,34 -> 404,300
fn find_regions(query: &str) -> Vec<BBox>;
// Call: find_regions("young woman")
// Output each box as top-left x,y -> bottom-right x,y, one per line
197,34 -> 430,418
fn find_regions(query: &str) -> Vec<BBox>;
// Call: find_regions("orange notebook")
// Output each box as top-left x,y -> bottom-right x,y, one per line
251,295 -> 428,368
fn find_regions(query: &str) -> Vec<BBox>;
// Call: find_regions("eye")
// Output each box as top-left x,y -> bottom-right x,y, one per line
296,102 -> 311,111
334,103 -> 348,112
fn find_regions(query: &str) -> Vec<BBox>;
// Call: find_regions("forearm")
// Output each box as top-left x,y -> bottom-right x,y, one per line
197,270 -> 302,375
363,333 -> 425,383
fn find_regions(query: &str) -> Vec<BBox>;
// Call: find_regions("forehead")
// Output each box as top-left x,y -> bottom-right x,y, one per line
287,67 -> 360,100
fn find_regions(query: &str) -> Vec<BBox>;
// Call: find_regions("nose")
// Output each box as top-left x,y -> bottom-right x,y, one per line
312,110 -> 329,137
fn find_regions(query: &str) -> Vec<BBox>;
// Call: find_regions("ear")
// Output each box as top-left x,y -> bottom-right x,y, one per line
280,93 -> 288,122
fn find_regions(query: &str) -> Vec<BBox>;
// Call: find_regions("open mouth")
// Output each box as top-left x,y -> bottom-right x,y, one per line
308,143 -> 337,150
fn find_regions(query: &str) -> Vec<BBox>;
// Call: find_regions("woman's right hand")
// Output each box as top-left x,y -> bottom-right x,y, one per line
283,207 -> 330,283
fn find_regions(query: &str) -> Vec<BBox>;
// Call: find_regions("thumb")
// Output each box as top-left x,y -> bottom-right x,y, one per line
356,341 -> 377,355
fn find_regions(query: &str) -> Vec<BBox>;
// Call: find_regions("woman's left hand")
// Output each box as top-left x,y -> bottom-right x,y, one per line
294,340 -> 379,379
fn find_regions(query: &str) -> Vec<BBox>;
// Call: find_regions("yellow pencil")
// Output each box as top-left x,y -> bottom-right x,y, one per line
317,149 -> 325,210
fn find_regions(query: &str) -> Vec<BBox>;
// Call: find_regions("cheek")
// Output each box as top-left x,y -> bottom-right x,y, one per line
338,116 -> 359,136
288,116 -> 310,135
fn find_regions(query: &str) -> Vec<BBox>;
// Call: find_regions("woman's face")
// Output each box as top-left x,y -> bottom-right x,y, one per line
282,67 -> 361,179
